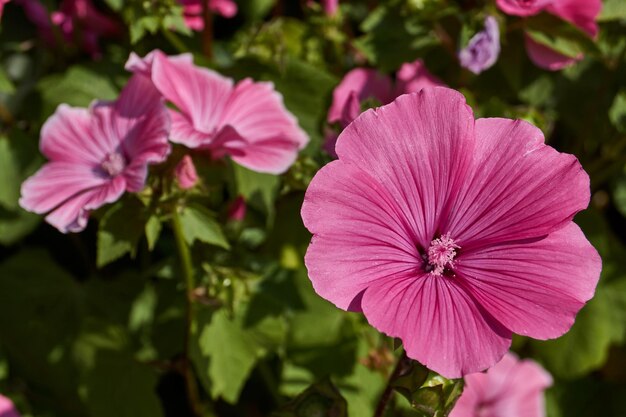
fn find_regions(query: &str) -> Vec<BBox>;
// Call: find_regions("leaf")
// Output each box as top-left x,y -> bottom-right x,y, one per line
145,215 -> 162,251
599,0 -> 626,22
179,203 -> 230,249
38,66 -> 119,117
0,207 -> 40,246
274,378 -> 348,417
231,162 -> 280,218
0,131 -> 41,211
609,91 -> 626,133
0,66 -> 15,94
525,14 -> 598,60
85,351 -> 164,417
97,198 -> 147,268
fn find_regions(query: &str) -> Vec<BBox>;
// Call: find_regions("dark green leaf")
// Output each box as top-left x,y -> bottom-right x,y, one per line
97,198 -> 147,268
179,203 -> 230,249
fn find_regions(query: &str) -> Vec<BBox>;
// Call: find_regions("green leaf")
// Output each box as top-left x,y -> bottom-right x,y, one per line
145,215 -> 162,251
609,91 -> 626,133
38,67 -> 119,117
231,162 -> 279,218
97,198 -> 147,268
179,203 -> 230,249
85,351 -> 164,417
525,14 -> 598,60
0,66 -> 15,94
192,307 -> 285,403
274,378 -> 348,417
599,0 -> 626,21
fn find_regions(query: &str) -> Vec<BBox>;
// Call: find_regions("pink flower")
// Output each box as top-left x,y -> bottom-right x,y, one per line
496,0 -> 602,70
175,155 -> 199,189
228,196 -> 246,221
326,61 -> 443,157
450,352 -> 552,417
321,0 -> 338,16
17,0 -> 120,57
302,87 -> 601,378
0,0 -> 9,20
0,395 -> 21,417
179,0 -> 237,31
20,75 -> 171,233
126,50 -> 308,175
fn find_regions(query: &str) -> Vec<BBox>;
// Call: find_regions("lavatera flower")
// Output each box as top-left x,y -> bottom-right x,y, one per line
20,75 -> 171,233
301,87 -> 601,378
126,50 -> 308,175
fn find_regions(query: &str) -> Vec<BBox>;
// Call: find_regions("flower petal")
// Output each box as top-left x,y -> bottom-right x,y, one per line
455,222 -> 601,340
525,35 -> 582,71
169,110 -> 212,148
151,51 -> 233,134
302,160 -> 421,311
546,0 -> 601,37
361,274 -> 512,378
395,59 -> 444,96
19,162 -> 109,215
327,68 -> 393,124
45,176 -> 125,233
40,104 -> 112,164
496,0 -> 551,16
336,88 -> 476,249
444,118 -> 590,248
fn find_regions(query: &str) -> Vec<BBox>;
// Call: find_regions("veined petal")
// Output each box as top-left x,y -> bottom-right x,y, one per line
302,160 -> 422,311
336,88 -> 475,249
169,110 -> 212,148
444,118 -> 590,248
361,274 -> 512,378
151,51 -> 233,134
455,223 -> 601,340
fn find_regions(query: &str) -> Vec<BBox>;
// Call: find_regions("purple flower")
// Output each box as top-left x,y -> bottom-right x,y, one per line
459,16 -> 501,74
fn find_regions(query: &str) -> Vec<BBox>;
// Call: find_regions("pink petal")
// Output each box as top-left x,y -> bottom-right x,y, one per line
20,162 -> 109,215
327,68 -> 394,124
302,161 -> 427,311
218,78 -> 308,173
125,50 -> 194,77
151,51 -> 233,137
40,104 -> 113,164
443,118 -> 590,248
336,88 -> 476,249
455,222 -> 601,340
175,155 -> 198,189
361,274 -> 512,378
45,176 -> 125,233
209,0 -> 237,17
495,0 -> 552,16
0,395 -> 21,417
395,59 -> 444,95
169,110 -> 212,148
321,0 -> 338,15
525,35 -> 582,71
546,0 -> 601,37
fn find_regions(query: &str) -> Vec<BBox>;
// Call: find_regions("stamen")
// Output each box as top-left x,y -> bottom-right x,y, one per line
427,233 -> 460,276
101,152 -> 126,177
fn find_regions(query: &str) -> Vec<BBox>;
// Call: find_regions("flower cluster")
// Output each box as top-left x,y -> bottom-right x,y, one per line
20,50 -> 307,233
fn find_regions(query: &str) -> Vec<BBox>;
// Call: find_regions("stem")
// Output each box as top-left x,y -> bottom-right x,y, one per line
171,207 -> 203,417
202,0 -> 214,58
373,351 -> 407,417
162,28 -> 189,54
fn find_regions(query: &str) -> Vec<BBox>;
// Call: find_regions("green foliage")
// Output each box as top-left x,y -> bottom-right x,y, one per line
180,203 -> 230,249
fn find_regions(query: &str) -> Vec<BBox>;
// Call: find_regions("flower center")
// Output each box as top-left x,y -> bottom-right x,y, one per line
101,152 -> 126,177
426,233 -> 459,276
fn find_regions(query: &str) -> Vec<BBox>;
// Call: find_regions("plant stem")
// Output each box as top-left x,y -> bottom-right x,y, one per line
202,0 -> 214,58
373,350 -> 407,417
171,207 -> 203,417
162,28 -> 189,54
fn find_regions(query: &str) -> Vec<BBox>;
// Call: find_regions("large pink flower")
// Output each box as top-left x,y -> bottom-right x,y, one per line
0,395 -> 21,417
20,75 -> 171,233
496,0 -> 602,70
450,352 -> 552,417
302,87 -> 601,378
126,50 -> 308,175
179,0 -> 237,31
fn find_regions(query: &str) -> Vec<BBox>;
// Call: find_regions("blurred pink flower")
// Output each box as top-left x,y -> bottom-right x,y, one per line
175,155 -> 199,189
228,196 -> 246,221
179,0 -> 237,31
302,87 -> 601,378
325,60 -> 443,157
0,0 -> 9,20
321,0 -> 338,15
126,50 -> 308,175
20,75 -> 171,233
0,395 -> 21,417
496,0 -> 602,70
18,0 -> 120,57
450,352 -> 552,417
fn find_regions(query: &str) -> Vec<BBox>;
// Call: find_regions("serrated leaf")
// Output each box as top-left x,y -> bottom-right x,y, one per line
179,203 -> 230,249
97,199 -> 147,268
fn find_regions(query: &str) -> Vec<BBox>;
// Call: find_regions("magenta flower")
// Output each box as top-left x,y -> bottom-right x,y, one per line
321,0 -> 338,16
496,0 -> 602,70
228,196 -> 247,221
20,75 -> 171,233
126,50 -> 308,175
450,352 -> 552,417
459,16 -> 501,74
175,155 -> 199,190
0,395 -> 21,417
17,0 -> 120,57
302,88 -> 601,378
395,60 -> 444,96
179,0 -> 237,31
